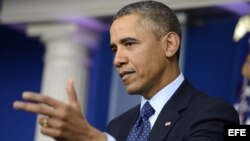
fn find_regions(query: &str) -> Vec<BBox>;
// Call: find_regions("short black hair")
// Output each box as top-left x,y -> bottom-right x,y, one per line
113,1 -> 182,40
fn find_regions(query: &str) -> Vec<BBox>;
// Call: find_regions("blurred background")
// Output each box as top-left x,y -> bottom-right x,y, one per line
0,0 -> 250,141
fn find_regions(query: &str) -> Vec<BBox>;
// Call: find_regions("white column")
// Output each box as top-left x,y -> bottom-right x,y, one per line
27,22 -> 98,141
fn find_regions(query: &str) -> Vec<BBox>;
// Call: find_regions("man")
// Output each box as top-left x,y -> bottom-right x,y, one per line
13,1 -> 239,141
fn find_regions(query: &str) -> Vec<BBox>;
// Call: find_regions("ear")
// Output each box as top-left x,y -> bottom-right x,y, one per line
162,32 -> 180,58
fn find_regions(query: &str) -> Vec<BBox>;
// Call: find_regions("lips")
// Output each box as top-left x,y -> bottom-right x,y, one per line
119,70 -> 135,81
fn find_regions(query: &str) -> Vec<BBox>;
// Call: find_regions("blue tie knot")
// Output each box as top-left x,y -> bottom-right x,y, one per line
140,101 -> 155,120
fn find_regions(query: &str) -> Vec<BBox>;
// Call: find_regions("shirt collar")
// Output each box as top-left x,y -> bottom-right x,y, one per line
140,73 -> 184,115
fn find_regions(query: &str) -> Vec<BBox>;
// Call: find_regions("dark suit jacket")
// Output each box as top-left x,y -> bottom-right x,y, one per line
107,80 -> 239,141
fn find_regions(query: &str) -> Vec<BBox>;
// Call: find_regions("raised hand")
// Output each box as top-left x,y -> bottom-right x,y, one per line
13,80 -> 106,141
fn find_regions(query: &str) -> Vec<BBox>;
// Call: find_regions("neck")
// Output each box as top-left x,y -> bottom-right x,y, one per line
142,65 -> 181,100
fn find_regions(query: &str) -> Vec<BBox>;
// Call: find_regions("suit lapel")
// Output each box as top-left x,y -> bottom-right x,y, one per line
148,108 -> 181,141
148,80 -> 194,141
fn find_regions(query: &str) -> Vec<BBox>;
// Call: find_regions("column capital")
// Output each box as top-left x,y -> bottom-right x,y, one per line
26,22 -> 101,48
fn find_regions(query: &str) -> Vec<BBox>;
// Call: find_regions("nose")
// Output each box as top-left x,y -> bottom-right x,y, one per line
114,48 -> 128,68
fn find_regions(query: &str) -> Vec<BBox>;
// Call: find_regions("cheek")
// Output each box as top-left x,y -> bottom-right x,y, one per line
138,54 -> 165,77
130,53 -> 148,72
130,42 -> 165,76
131,56 -> 154,80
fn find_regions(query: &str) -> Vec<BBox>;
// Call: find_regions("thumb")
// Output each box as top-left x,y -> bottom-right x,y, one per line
66,79 -> 81,111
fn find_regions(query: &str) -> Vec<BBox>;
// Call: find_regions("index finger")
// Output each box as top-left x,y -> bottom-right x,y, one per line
13,101 -> 55,117
21,92 -> 65,108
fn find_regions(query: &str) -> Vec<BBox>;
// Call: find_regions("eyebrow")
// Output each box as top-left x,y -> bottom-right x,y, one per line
120,37 -> 139,44
110,37 -> 140,49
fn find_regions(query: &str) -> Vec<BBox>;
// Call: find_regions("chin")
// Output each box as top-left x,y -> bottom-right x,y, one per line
127,91 -> 139,95
126,89 -> 137,94
125,86 -> 142,95
123,79 -> 145,94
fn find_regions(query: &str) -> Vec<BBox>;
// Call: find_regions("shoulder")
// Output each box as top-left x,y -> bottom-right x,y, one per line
192,89 -> 237,114
108,104 -> 139,125
182,85 -> 240,127
181,80 -> 238,114
177,79 -> 239,123
174,81 -> 240,140
107,104 -> 139,134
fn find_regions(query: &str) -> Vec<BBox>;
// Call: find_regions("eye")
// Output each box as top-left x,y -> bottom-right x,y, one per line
110,46 -> 117,53
125,42 -> 134,47
112,48 -> 117,53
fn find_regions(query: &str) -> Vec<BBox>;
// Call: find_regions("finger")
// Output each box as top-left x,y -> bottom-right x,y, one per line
40,126 -> 64,140
39,117 -> 50,128
13,101 -> 55,116
39,117 -> 65,129
22,92 -> 64,108
66,80 -> 78,105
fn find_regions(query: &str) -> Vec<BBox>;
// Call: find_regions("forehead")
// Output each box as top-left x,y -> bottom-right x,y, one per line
110,15 -> 139,33
110,15 -> 153,42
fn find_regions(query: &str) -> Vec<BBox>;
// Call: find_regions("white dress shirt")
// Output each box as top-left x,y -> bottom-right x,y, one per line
106,73 -> 184,141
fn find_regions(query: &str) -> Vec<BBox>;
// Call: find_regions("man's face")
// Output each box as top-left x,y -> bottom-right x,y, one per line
110,15 -> 168,98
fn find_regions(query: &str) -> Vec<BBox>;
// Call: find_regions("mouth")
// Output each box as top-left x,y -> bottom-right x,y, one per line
119,70 -> 135,81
